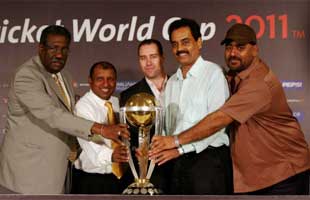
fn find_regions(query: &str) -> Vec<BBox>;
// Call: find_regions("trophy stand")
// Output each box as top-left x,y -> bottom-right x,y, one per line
120,93 -> 163,195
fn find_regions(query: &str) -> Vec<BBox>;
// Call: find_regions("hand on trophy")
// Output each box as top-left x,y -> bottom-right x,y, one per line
149,135 -> 176,154
149,148 -> 180,166
112,145 -> 130,163
134,147 -> 147,158
149,135 -> 180,165
91,122 -> 130,145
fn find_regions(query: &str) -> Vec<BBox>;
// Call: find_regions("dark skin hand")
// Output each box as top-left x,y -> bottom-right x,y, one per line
112,145 -> 129,163
148,135 -> 179,165
148,136 -> 180,166
150,148 -> 180,166
135,147 -> 143,158
149,135 -> 175,155
91,122 -> 130,145
149,110 -> 233,165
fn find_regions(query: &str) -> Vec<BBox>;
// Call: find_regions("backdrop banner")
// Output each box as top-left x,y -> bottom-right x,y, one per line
0,0 -> 309,144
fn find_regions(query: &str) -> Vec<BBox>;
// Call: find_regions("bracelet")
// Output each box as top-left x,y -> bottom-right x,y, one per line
174,135 -> 180,148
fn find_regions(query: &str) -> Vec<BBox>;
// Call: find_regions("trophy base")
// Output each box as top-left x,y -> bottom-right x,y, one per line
122,179 -> 162,195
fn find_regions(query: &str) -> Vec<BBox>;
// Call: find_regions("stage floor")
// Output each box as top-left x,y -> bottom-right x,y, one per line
1,184 -> 310,200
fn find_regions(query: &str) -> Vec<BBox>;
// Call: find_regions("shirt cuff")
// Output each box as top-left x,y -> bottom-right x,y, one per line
181,143 -> 196,154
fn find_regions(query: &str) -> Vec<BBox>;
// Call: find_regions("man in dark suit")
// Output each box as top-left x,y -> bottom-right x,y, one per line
120,39 -> 170,193
0,25 -> 129,194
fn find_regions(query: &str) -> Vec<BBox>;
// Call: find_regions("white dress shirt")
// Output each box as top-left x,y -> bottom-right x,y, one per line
164,56 -> 230,154
74,90 -> 119,174
145,75 -> 168,106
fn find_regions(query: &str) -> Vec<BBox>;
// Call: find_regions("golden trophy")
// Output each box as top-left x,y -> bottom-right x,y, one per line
120,93 -> 163,195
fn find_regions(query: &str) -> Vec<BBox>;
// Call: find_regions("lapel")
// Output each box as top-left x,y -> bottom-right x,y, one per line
34,56 -> 73,112
140,78 -> 154,95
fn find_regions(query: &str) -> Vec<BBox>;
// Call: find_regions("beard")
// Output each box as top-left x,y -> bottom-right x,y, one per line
226,56 -> 250,72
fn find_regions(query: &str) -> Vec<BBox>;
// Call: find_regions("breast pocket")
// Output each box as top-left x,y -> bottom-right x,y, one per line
184,94 -> 208,124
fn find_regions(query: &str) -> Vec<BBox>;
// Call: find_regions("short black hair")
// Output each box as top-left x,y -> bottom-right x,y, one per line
168,18 -> 201,41
138,39 -> 164,56
89,61 -> 117,79
40,25 -> 71,46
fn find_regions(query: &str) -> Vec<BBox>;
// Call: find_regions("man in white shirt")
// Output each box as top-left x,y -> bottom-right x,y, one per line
120,39 -> 170,193
150,18 -> 232,194
71,61 -> 130,194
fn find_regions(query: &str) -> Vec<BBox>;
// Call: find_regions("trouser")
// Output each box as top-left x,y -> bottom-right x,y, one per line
71,167 -> 130,194
149,159 -> 174,194
246,170 -> 310,195
169,145 -> 233,195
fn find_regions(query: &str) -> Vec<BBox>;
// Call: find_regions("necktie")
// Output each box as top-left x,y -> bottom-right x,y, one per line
105,101 -> 124,179
52,74 -> 71,111
53,75 -> 78,163
53,75 -> 78,162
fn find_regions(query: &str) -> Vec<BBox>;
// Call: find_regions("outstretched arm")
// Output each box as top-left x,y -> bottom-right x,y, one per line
149,110 -> 233,165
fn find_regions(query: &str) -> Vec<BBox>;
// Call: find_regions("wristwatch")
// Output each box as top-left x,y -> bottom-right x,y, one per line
178,146 -> 185,155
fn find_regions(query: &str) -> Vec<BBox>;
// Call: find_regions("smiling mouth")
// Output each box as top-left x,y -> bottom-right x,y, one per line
101,88 -> 110,92
178,53 -> 187,56
177,52 -> 189,56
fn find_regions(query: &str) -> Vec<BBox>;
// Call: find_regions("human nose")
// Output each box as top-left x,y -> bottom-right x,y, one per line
228,46 -> 238,57
54,49 -> 65,58
172,42 -> 181,52
54,47 -> 69,57
101,79 -> 108,87
175,42 -> 184,51
103,79 -> 113,88
146,57 -> 152,65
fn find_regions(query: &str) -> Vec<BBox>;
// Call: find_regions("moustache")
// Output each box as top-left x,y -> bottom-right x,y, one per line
51,58 -> 65,64
176,51 -> 189,56
228,56 -> 241,62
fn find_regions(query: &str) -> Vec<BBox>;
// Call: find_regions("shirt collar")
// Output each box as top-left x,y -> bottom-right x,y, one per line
228,57 -> 261,80
51,72 -> 64,81
176,56 -> 203,80
145,75 -> 168,90
89,89 -> 113,105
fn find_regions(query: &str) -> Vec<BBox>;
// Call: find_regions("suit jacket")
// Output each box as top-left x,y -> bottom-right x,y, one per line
0,55 -> 93,194
120,78 -> 153,107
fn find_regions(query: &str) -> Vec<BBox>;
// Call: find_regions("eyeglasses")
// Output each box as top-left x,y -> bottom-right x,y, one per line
44,44 -> 70,55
